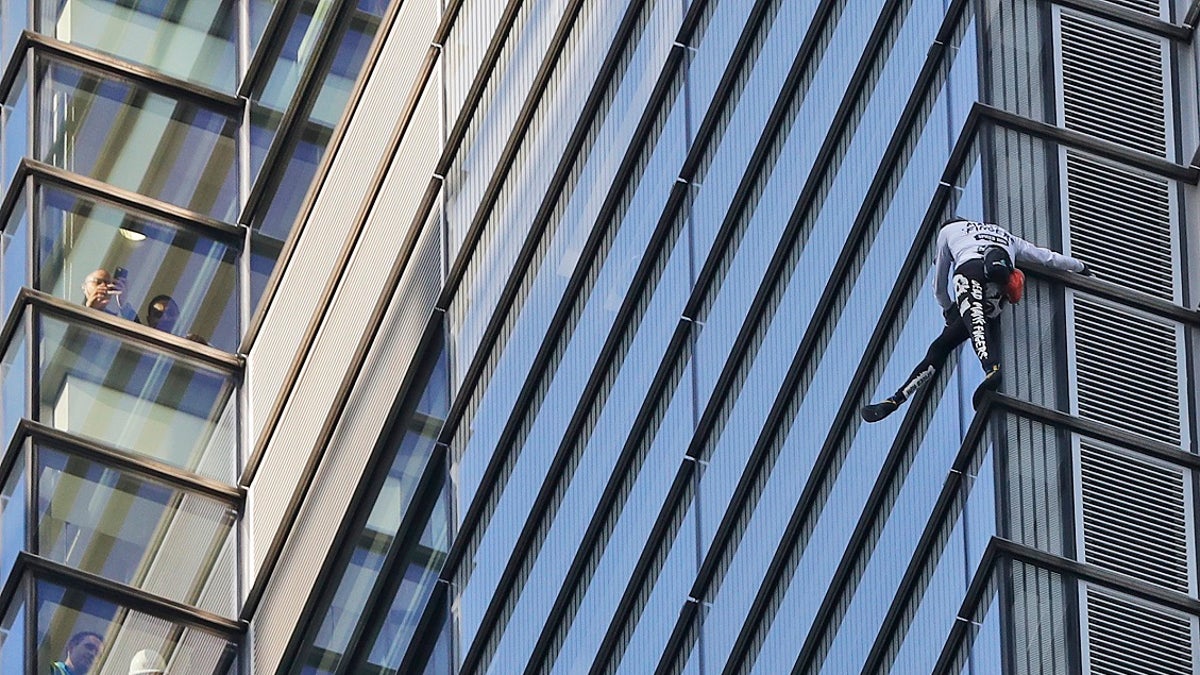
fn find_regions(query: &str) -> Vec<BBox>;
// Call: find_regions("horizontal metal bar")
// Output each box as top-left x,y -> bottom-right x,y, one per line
979,103 -> 1199,183
11,288 -> 243,372
1,159 -> 243,242
15,419 -> 243,503
16,552 -> 246,635
1028,266 -> 1200,326
1,32 -> 241,113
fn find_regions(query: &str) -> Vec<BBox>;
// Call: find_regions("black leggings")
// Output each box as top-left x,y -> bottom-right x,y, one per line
894,259 -> 999,401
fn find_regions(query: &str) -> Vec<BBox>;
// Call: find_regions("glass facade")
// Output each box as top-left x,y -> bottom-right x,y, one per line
0,0 -> 398,672
1,0 -> 1196,673
260,0 -> 1200,672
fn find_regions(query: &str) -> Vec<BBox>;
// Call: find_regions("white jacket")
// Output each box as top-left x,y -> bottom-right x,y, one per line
933,219 -> 1085,310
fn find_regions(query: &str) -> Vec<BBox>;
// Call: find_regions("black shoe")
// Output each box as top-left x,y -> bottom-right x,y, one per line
861,397 -> 901,423
972,366 -> 1002,409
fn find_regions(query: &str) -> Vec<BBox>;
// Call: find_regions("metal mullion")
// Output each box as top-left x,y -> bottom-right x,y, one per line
429,0 -> 654,470
0,31 -> 31,104
395,579 -> 449,674
272,313 -> 445,668
26,433 -> 36,559
19,159 -> 244,242
984,103 -> 1197,182
23,559 -> 33,675
9,32 -> 241,113
931,542 -> 1004,674
238,0 -> 354,222
23,420 -> 243,504
790,257 -> 968,671
861,402 -> 994,674
28,290 -> 243,374
652,4 -> 974,673
997,394 -> 1199,470
239,0 -> 465,355
335,444 -> 448,675
589,451 -> 698,675
1032,267 -> 1200,326
436,37 -> 691,586
238,0 -> 301,99
19,552 -> 245,636
240,0 -> 523,623
433,0 -> 591,312
458,0 -> 780,665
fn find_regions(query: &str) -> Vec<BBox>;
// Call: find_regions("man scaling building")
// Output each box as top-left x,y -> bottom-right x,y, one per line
861,217 -> 1093,423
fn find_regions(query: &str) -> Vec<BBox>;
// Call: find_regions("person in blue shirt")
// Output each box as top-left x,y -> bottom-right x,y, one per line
50,631 -> 103,675
861,218 -> 1092,423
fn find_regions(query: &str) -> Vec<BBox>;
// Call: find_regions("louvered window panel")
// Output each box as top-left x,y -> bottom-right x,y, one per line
1079,441 -> 1192,594
1071,295 -> 1183,447
1096,0 -> 1165,18
1064,151 -> 1177,302
1059,12 -> 1167,156
1084,586 -> 1197,674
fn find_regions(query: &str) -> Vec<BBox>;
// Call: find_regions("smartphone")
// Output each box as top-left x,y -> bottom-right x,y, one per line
114,267 -> 128,281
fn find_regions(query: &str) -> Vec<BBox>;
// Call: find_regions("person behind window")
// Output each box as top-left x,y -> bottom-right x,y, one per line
81,268 -> 140,322
128,648 -> 166,675
145,294 -> 179,334
50,630 -> 103,675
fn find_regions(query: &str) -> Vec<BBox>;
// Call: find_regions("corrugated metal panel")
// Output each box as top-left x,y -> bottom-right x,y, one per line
1064,151 -> 1176,302
1084,586 -> 1197,675
1058,11 -> 1167,156
1071,294 -> 1183,448
1080,441 -> 1192,594
247,0 -> 442,449
244,0 -> 446,662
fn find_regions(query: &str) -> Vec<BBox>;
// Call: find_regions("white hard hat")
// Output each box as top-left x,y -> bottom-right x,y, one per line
129,649 -> 166,674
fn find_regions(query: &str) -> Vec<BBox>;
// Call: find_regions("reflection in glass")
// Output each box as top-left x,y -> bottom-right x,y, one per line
36,182 -> 240,351
297,341 -> 448,672
34,0 -> 239,91
34,55 -> 239,221
0,452 -> 26,585
1,324 -> 27,448
0,0 -> 29,92
0,583 -> 25,675
37,313 -> 237,482
35,578 -> 237,674
1,188 -> 28,321
1,71 -> 29,191
36,445 -> 237,615
246,1 -> 387,300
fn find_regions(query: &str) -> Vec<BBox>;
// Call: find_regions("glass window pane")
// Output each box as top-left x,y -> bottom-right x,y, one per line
0,583 -> 26,675
35,578 -> 236,674
2,68 -> 29,192
1,320 -> 27,448
35,0 -> 238,92
0,0 -> 29,80
34,54 -> 239,222
249,0 -> 280,55
37,312 -> 237,483
37,182 -> 240,351
0,451 -> 26,585
36,445 -> 237,616
1,187 -> 28,322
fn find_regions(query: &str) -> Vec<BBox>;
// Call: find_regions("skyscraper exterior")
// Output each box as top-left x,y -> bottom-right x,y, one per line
0,0 -> 1196,673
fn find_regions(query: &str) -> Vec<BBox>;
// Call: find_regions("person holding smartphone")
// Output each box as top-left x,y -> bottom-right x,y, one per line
81,268 -> 140,323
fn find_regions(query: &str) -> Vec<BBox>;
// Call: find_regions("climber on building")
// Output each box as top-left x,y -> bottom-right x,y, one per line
860,217 -> 1093,423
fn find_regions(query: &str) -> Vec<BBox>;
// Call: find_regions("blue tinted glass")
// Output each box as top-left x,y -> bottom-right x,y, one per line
36,56 -> 239,221
36,444 -> 238,614
0,453 -> 26,585
35,0 -> 238,91
35,578 -> 237,673
36,312 -> 238,482
1,189 -> 28,322
38,183 -> 241,351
